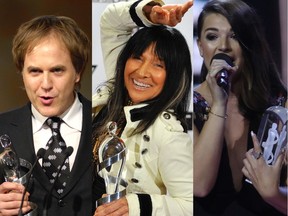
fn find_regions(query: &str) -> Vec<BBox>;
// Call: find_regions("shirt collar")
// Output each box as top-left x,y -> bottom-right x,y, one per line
123,103 -> 148,123
32,92 -> 83,133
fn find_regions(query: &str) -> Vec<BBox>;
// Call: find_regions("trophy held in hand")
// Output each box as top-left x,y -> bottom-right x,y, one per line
0,134 -> 38,216
96,122 -> 127,207
257,106 -> 288,165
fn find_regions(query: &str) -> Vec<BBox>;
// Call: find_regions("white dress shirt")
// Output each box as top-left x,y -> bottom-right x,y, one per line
32,93 -> 83,169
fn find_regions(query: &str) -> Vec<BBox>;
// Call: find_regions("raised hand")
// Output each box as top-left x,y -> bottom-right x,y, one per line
145,0 -> 193,26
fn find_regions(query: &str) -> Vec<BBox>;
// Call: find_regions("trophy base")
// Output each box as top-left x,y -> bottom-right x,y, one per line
95,176 -> 128,207
95,188 -> 127,207
14,159 -> 38,215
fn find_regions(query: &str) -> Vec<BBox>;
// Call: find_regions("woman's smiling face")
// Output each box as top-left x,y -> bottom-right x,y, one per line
124,44 -> 166,104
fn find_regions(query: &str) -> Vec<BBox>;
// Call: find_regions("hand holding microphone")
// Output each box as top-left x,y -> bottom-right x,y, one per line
209,53 -> 235,94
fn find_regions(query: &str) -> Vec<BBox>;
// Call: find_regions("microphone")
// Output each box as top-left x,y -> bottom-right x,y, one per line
43,146 -> 74,216
210,53 -> 234,94
18,148 -> 46,216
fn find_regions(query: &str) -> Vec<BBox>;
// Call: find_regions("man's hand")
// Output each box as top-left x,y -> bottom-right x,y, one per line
0,182 -> 31,216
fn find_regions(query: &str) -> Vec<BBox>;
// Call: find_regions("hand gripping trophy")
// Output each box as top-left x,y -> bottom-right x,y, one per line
96,122 -> 127,207
0,134 -> 38,216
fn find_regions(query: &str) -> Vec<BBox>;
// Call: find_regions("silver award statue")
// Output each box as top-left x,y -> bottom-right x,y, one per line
0,134 -> 38,216
257,106 -> 288,165
96,122 -> 127,207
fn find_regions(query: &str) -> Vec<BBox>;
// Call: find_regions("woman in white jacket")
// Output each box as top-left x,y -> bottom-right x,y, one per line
92,1 -> 193,215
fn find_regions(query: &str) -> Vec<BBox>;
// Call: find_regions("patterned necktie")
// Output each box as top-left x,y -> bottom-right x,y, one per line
42,117 -> 70,194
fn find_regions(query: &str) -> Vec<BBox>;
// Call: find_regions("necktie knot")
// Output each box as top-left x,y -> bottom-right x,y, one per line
46,117 -> 62,131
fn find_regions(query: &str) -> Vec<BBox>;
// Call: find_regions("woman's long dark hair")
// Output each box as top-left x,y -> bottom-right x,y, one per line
94,26 -> 192,138
197,0 -> 287,120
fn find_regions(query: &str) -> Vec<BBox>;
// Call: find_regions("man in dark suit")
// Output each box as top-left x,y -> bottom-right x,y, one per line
0,15 -> 93,215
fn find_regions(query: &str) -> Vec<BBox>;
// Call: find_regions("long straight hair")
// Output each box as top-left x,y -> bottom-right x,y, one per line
197,0 -> 287,120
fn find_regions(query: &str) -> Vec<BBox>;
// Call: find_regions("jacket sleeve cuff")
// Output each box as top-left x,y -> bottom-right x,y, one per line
126,193 -> 152,215
129,0 -> 164,27
126,193 -> 140,215
137,194 -> 152,216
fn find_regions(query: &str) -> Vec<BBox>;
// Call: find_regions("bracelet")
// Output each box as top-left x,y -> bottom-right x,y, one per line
209,110 -> 228,119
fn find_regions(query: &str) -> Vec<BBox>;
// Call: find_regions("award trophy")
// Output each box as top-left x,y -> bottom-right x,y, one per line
257,106 -> 288,165
96,122 -> 127,207
0,134 -> 38,216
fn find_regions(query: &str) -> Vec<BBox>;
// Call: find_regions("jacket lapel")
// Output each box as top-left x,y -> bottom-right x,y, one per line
7,104 -> 51,190
58,94 -> 92,197
9,95 -> 92,198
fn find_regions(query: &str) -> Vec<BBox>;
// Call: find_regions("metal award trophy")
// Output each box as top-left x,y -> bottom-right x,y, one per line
96,122 -> 127,207
257,106 -> 288,165
0,134 -> 38,216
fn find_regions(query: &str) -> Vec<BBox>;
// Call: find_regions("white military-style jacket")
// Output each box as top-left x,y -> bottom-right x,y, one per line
94,0 -> 193,215
93,89 -> 193,216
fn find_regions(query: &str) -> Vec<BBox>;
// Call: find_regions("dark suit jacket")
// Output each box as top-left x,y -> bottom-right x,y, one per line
0,93 -> 93,216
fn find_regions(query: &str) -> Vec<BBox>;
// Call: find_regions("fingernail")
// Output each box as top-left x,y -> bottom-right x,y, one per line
250,131 -> 255,136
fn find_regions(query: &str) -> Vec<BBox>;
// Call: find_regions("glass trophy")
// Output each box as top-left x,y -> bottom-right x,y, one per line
0,134 -> 21,182
257,106 -> 288,165
0,134 -> 38,216
96,122 -> 127,207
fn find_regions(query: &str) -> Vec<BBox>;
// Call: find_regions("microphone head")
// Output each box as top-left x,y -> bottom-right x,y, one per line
65,146 -> 74,157
211,53 -> 234,67
211,53 -> 234,93
37,148 -> 46,158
